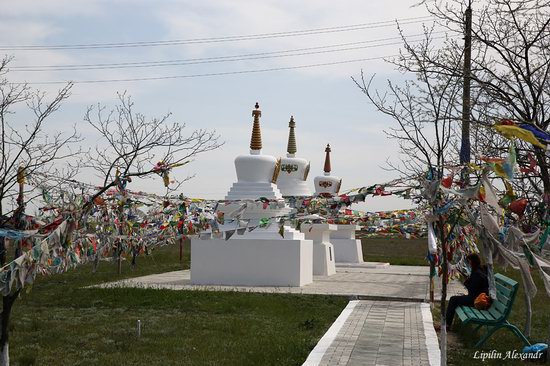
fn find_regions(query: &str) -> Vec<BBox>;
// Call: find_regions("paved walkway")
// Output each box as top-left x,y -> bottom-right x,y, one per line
98,263 -> 463,302
304,300 -> 440,366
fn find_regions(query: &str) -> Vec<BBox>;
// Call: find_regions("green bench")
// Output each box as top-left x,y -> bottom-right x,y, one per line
456,273 -> 530,347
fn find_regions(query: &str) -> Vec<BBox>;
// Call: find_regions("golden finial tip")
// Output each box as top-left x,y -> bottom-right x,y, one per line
250,102 -> 262,150
323,144 -> 332,173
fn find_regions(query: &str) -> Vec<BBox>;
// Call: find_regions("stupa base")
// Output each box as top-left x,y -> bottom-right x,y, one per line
225,182 -> 282,200
330,225 -> 364,263
331,239 -> 364,263
313,242 -> 336,276
301,223 -> 337,276
190,237 -> 313,287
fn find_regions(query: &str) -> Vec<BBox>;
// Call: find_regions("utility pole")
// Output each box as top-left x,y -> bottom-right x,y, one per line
460,1 -> 473,165
15,167 -> 26,259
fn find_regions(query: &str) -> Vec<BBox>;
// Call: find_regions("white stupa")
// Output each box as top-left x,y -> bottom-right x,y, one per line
313,144 -> 342,197
226,102 -> 283,201
191,103 -> 313,287
221,103 -> 292,223
275,116 -> 312,197
311,144 -> 364,263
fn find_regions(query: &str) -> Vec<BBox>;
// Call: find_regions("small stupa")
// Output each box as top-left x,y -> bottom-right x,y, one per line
313,144 -> 341,197
275,116 -> 312,197
311,144 -> 363,263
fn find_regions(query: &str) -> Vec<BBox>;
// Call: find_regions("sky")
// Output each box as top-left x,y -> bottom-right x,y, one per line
0,0 -> 441,212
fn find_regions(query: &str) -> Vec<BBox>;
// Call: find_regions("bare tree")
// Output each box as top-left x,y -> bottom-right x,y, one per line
353,27 -> 463,180
423,0 -> 550,208
82,92 -> 222,273
0,57 -> 79,366
353,25 -> 466,366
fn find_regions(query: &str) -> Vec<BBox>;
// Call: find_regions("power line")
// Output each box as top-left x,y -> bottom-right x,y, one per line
10,33 -> 448,72
0,16 -> 434,51
14,55 -> 400,85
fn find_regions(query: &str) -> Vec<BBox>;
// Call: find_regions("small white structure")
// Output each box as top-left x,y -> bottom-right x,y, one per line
276,116 -> 312,197
191,103 -> 313,287
313,144 -> 341,197
301,223 -> 336,276
330,224 -> 364,263
312,146 -> 363,263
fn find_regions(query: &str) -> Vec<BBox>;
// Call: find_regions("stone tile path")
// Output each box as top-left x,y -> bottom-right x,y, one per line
310,301 -> 437,366
98,263 -> 463,302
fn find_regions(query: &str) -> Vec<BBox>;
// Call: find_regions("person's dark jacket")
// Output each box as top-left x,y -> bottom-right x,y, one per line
464,268 -> 489,299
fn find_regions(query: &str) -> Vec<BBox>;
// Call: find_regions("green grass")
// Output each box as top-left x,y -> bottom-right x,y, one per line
431,267 -> 550,365
9,244 -> 348,366
361,237 -> 428,266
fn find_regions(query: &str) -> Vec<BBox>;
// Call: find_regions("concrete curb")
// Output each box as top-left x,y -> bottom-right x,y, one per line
421,303 -> 441,366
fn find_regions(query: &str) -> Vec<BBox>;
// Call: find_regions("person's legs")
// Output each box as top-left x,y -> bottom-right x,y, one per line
446,295 -> 473,330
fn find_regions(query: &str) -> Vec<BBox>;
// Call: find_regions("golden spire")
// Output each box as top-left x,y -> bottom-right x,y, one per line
323,144 -> 331,174
250,102 -> 262,151
287,116 -> 297,155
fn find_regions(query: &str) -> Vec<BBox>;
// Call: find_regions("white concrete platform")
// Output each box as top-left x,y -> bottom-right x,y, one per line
190,236 -> 313,287
99,264 -> 463,302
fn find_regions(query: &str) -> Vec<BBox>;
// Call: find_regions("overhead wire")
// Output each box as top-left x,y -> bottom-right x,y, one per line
7,15 -> 446,85
13,55 -> 400,85
0,16 -> 434,51
10,33 -> 448,72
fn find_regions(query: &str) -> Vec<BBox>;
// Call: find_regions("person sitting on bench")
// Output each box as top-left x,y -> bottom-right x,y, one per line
445,253 -> 489,331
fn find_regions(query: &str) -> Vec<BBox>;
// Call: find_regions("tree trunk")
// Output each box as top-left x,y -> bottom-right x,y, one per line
0,291 -> 20,366
0,239 -> 5,270
92,253 -> 100,273
430,261 -> 435,303
131,245 -> 137,270
179,237 -> 183,264
524,290 -> 532,337
535,148 -> 550,195
117,248 -> 122,275
439,219 -> 448,366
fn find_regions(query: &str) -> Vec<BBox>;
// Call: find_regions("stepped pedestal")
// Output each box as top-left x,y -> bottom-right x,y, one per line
225,182 -> 282,201
301,223 -> 336,276
330,224 -> 364,263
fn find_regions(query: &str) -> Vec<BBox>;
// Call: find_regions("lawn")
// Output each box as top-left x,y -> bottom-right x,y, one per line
9,244 -> 348,366
361,237 -> 428,266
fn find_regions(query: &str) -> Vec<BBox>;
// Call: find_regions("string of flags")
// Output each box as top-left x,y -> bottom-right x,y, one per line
3,123 -> 550,299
